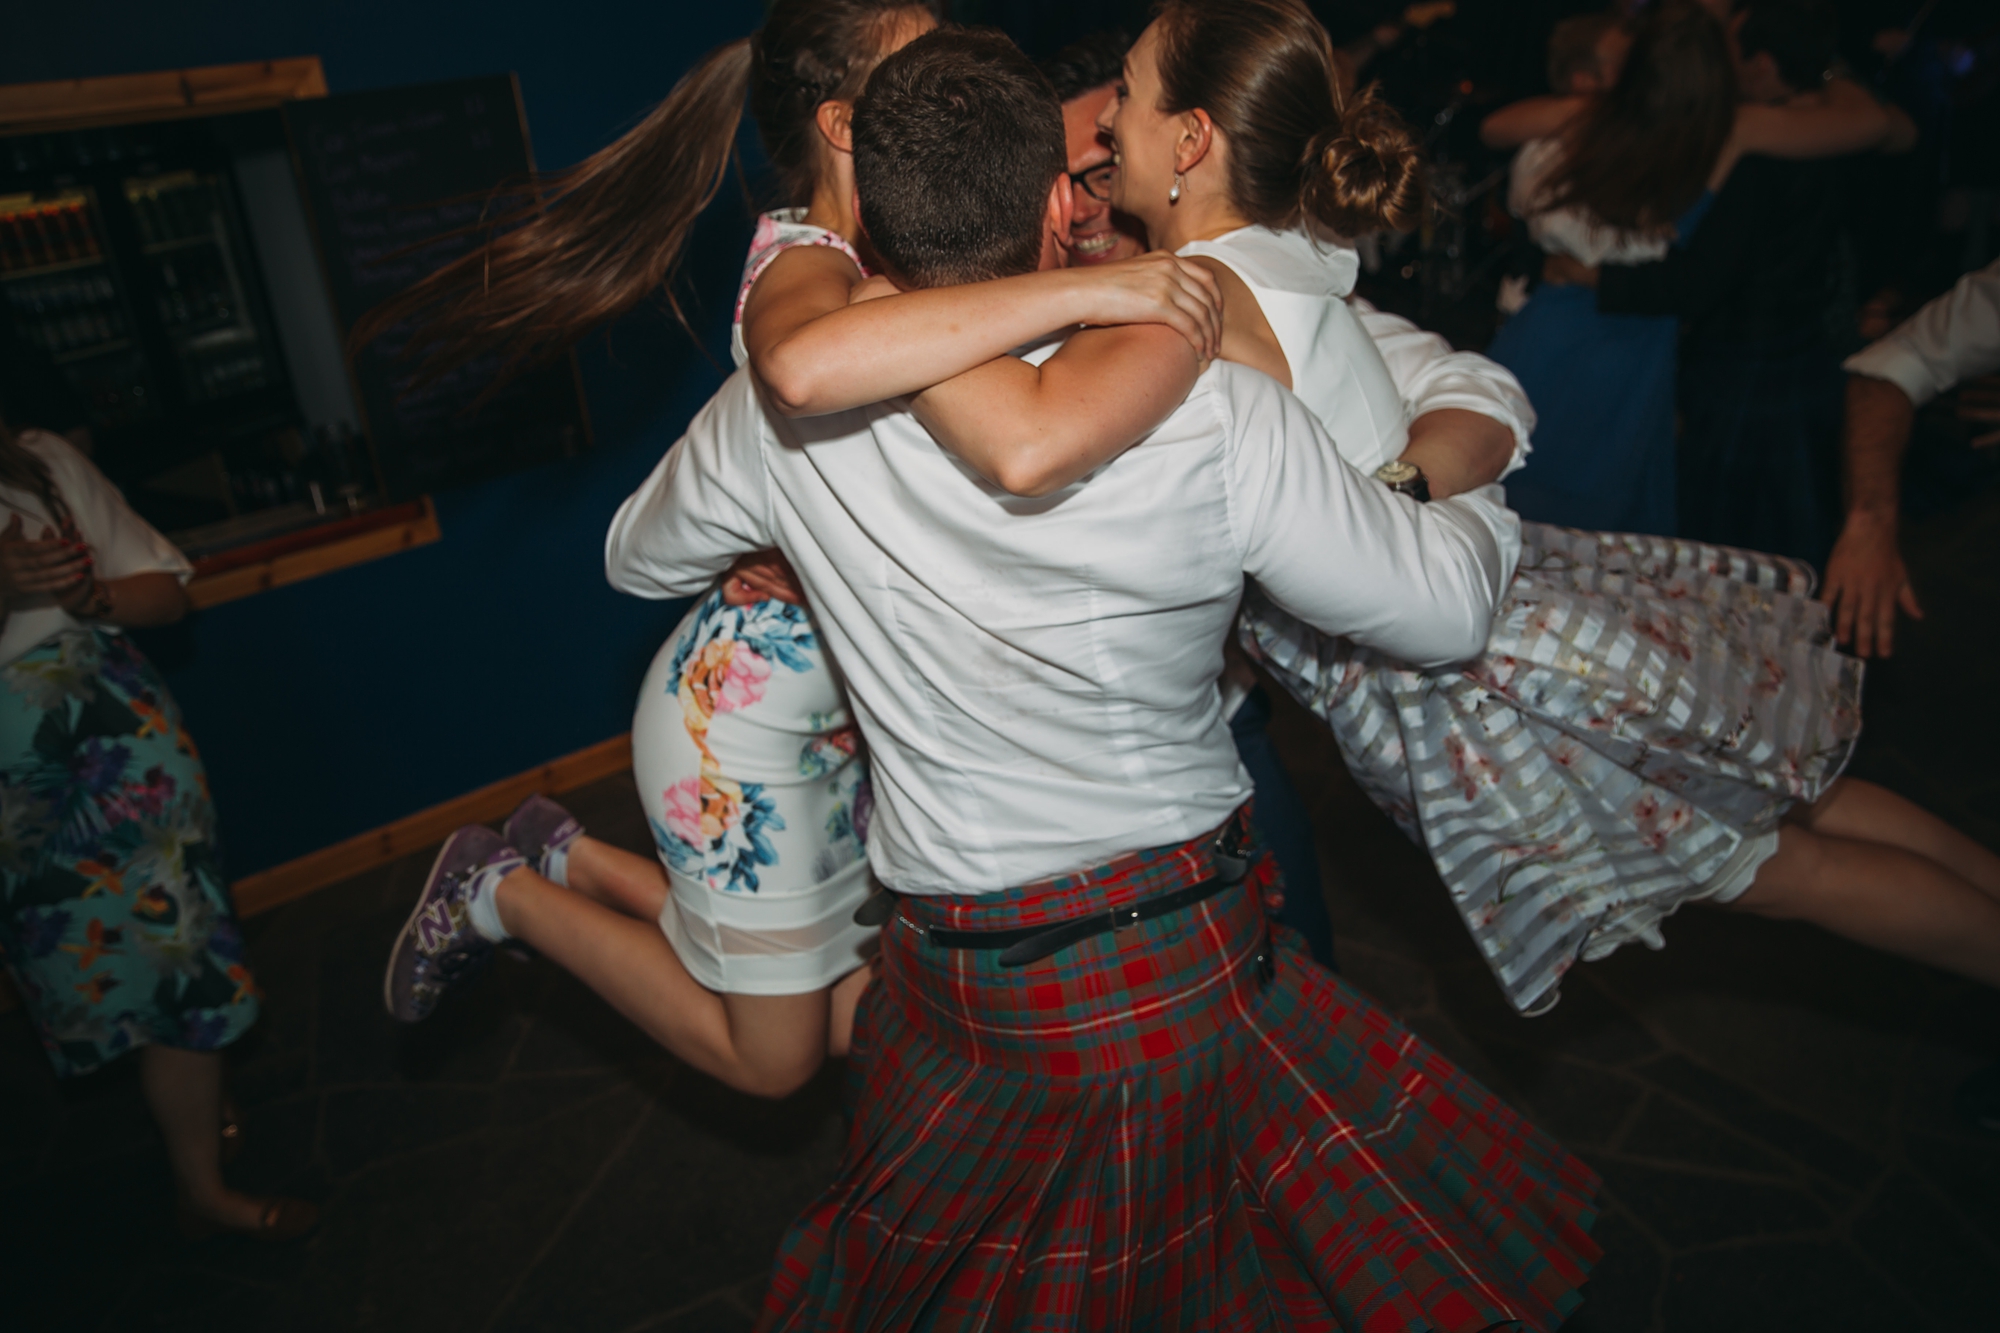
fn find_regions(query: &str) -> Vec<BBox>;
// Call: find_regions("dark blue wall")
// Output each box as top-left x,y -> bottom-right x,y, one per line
7,1 -> 768,874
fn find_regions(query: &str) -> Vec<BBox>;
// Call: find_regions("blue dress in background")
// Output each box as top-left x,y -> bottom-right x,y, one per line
1492,193 -> 1715,537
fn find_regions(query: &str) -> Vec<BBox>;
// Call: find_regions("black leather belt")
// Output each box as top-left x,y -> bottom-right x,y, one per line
853,822 -> 1252,968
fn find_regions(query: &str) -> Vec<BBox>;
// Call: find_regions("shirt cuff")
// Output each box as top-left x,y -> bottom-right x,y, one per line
1842,339 -> 1947,409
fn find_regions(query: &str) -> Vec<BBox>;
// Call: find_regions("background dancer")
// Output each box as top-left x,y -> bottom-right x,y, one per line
1823,255 -> 2000,660
1481,0 -> 1912,537
609,28 -> 1599,1328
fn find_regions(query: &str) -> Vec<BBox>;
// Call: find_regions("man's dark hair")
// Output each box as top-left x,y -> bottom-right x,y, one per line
1738,0 -> 1836,93
851,27 -> 1066,287
1039,29 -> 1130,102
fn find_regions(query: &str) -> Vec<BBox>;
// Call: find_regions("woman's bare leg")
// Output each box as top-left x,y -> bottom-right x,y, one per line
1728,824 -> 2000,986
1794,778 -> 2000,899
495,866 -> 828,1097
560,834 -> 672,920
139,1045 -> 268,1229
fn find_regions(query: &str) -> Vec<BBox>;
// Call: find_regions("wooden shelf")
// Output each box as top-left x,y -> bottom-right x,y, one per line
0,255 -> 107,282
186,496 -> 441,609
0,58 -> 328,135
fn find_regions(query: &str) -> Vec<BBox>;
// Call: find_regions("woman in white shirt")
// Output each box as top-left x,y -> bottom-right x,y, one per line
0,424 -> 313,1240
1085,0 -> 2000,1014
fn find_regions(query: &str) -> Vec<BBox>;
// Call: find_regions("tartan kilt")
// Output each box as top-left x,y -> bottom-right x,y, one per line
757,818 -> 1601,1332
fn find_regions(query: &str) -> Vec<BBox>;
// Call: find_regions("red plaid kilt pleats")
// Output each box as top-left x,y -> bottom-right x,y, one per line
759,816 -> 1601,1332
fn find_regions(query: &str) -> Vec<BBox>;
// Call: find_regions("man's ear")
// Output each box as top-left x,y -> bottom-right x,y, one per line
1046,172 -> 1076,251
1175,109 -> 1217,175
816,99 -> 855,154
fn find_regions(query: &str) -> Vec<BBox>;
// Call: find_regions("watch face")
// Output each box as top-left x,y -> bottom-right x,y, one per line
1376,460 -> 1419,485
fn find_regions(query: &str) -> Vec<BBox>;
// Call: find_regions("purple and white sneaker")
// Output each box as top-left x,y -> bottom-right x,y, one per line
503,793 -> 584,885
383,826 -> 525,1022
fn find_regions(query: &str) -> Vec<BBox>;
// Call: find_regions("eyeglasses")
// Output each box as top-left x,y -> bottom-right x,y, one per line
1070,162 -> 1116,203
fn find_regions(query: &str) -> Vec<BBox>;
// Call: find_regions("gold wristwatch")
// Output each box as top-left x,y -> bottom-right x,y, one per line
1374,459 -> 1431,503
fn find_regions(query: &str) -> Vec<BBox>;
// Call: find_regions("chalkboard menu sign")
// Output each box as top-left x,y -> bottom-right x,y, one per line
283,75 -> 589,500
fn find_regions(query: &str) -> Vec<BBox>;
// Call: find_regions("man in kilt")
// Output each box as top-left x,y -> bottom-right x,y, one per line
608,26 -> 1601,1331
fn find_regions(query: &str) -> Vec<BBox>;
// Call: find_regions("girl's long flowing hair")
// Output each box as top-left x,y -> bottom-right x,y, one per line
1538,1 -> 1737,234
348,0 -> 937,388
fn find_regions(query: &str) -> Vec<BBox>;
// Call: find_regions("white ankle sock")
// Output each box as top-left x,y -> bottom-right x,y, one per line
465,863 -> 513,943
543,841 -> 571,890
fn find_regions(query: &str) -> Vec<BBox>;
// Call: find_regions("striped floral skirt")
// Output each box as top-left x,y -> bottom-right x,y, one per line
758,818 -> 1600,1332
1243,523 -> 1864,1015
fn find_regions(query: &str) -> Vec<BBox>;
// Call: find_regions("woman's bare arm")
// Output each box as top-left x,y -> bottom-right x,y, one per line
1480,95 -> 1588,150
747,250 -> 1221,418
1726,79 -> 1913,168
909,325 -> 1202,497
1398,410 -> 1516,500
61,571 -> 189,628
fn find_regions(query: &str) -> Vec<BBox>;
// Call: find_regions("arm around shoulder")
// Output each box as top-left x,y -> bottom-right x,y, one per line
912,323 -> 1201,498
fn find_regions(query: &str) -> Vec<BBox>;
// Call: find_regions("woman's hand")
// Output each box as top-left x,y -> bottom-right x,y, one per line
721,549 -> 806,607
0,513 -> 92,610
1067,253 -> 1223,363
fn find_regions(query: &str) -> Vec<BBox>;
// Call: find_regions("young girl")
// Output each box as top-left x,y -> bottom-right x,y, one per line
374,0 -> 1227,1098
1478,3 -> 1912,535
902,0 -> 2000,1019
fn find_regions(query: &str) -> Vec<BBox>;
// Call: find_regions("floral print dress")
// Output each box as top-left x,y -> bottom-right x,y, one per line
0,436 -> 258,1077
632,212 -> 877,995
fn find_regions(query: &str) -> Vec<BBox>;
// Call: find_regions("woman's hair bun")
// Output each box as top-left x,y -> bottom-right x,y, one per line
1300,83 -> 1425,237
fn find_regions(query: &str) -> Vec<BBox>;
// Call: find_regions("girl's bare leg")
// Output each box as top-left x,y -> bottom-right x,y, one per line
561,834 -> 672,920
1794,778 -> 2000,899
139,1045 -> 269,1229
495,866 -> 829,1097
1728,824 -> 2000,987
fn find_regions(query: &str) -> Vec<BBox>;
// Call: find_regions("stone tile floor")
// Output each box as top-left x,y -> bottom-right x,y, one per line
4,489 -> 1997,1332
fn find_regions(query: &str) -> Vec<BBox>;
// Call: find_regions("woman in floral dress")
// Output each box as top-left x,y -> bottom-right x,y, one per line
0,422 -> 312,1239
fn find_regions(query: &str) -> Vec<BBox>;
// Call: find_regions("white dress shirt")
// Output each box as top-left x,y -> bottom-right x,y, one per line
607,357 -> 1510,896
0,430 -> 192,669
1843,257 -> 2000,407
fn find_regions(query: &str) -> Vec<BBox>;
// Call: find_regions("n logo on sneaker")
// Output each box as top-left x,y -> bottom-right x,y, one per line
416,900 -> 455,953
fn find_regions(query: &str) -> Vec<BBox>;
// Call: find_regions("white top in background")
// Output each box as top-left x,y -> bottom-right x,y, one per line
1509,137 -> 1674,268
605,354 -> 1511,895
1844,256 -> 2000,408
0,431 -> 192,668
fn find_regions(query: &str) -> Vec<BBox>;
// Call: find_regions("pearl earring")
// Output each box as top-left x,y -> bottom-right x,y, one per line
1169,171 -> 1184,204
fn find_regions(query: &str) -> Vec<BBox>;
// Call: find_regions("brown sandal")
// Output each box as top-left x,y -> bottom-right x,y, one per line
177,1195 -> 321,1243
